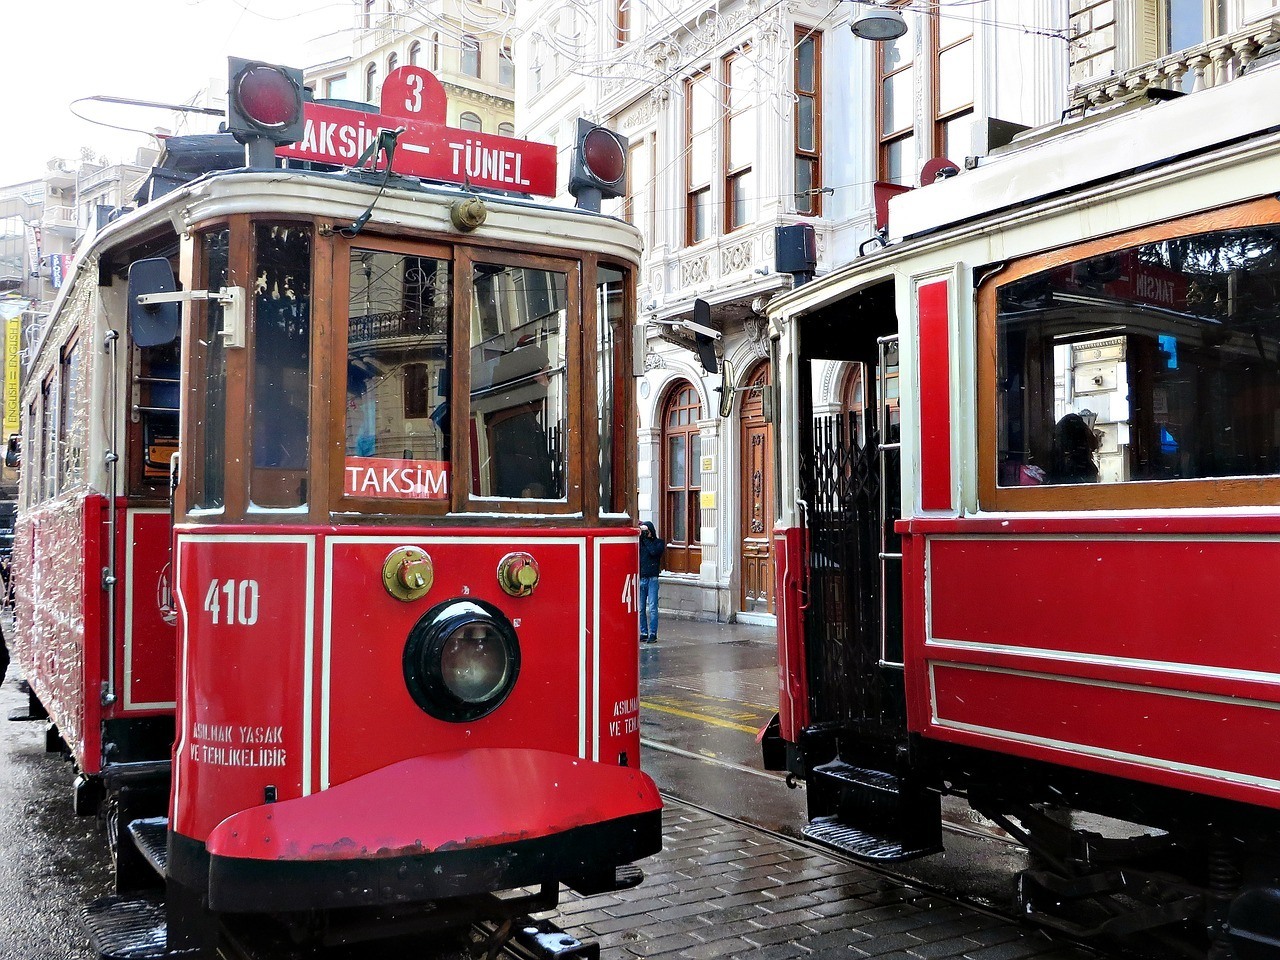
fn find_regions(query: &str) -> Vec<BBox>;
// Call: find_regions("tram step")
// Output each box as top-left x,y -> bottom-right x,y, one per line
83,893 -> 197,960
806,761 -> 943,862
127,817 -> 170,878
804,815 -> 942,862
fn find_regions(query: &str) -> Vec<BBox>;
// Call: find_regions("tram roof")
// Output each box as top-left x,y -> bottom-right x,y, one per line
767,60 -> 1280,328
74,163 -> 644,285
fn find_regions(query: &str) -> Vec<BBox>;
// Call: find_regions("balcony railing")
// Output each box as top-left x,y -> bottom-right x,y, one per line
1070,16 -> 1280,111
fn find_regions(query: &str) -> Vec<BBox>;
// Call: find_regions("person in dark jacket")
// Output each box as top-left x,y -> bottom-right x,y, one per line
638,521 -> 665,644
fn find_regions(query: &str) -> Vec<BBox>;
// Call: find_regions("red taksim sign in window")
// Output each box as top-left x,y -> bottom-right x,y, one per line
345,456 -> 450,500
278,66 -> 557,197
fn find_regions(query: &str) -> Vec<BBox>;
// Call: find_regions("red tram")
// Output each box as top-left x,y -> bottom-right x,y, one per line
762,64 -> 1280,956
11,62 -> 659,956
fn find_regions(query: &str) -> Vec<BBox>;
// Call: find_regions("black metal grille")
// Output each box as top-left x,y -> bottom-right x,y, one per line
799,413 -> 903,731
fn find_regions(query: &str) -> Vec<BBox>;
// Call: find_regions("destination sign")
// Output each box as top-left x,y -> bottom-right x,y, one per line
277,66 -> 557,197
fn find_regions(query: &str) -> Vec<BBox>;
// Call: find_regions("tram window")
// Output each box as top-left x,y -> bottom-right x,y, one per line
995,221 -> 1280,496
133,337 -> 180,493
469,263 -> 569,500
58,335 -> 84,493
193,229 -> 231,511
344,249 -> 451,501
40,375 -> 55,502
597,264 -> 627,514
251,224 -> 312,509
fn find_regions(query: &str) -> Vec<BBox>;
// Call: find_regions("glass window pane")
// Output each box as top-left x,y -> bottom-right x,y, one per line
938,40 -> 974,114
252,224 -> 312,509
880,14 -> 915,73
668,433 -> 686,487
797,36 -> 816,92
941,111 -> 973,161
598,265 -> 626,512
346,249 -> 452,500
795,157 -> 816,213
690,432 -> 701,486
195,229 -> 230,510
797,95 -> 815,153
937,10 -> 972,48
691,188 -> 711,243
469,263 -> 569,499
728,106 -> 755,172
669,491 -> 687,542
996,224 -> 1280,489
729,171 -> 752,230
885,135 -> 917,187
882,67 -> 914,137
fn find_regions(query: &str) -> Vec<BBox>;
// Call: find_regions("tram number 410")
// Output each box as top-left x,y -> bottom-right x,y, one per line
203,579 -> 261,626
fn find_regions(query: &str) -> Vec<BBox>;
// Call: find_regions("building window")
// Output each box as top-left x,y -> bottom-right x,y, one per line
876,7 -> 917,185
431,32 -> 441,72
409,41 -> 421,67
387,52 -> 398,77
723,47 -> 755,233
500,45 -> 515,86
625,135 -> 654,239
685,69 -> 715,246
365,62 -> 378,103
794,29 -> 822,215
325,74 -> 349,100
462,35 -> 481,77
362,0 -> 376,29
932,12 -> 973,163
459,112 -> 482,132
498,122 -> 516,137
614,0 -> 630,47
661,382 -> 703,574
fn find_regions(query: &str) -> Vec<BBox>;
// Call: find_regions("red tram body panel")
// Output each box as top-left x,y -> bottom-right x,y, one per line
764,63 -> 1280,953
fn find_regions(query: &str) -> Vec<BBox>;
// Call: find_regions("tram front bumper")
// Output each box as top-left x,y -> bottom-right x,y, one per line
200,747 -> 663,912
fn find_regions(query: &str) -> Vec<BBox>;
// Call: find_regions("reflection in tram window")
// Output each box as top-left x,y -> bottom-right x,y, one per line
997,225 -> 1280,489
470,263 -> 568,500
252,224 -> 312,509
598,265 -> 626,513
344,249 -> 452,501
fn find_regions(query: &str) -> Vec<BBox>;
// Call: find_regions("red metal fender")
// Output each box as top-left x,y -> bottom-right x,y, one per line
205,747 -> 662,862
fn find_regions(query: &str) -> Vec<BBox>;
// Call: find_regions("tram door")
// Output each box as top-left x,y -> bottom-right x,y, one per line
739,362 -> 774,614
798,280 -> 904,735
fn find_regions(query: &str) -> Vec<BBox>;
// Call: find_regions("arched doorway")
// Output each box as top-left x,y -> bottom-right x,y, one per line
738,361 -> 774,614
660,381 -> 702,575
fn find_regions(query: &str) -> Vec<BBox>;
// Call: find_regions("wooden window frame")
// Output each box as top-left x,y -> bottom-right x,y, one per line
685,69 -> 713,247
614,0 -> 630,48
979,195 -> 1280,512
930,14 -> 974,161
875,4 -> 915,185
660,381 -> 703,573
794,28 -> 823,217
722,46 -> 754,234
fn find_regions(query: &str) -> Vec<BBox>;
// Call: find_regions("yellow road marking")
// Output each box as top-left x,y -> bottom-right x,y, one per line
640,698 -> 761,734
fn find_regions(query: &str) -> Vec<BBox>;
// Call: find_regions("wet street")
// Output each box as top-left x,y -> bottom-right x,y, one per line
0,619 -> 1115,960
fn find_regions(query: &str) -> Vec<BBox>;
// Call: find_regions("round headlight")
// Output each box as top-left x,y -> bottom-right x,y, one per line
403,599 -> 520,722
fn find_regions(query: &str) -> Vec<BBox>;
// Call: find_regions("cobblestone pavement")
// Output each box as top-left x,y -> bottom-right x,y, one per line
553,801 -> 1099,960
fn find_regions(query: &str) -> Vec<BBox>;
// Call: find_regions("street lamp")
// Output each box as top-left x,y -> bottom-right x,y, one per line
851,3 -> 909,41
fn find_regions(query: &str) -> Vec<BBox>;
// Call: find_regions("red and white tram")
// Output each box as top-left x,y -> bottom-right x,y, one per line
762,61 -> 1280,956
12,62 -> 659,956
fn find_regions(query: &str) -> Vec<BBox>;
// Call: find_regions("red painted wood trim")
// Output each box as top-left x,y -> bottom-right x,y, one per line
917,280 -> 952,512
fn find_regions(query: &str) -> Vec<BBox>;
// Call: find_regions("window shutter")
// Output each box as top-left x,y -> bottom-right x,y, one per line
1135,0 -> 1163,64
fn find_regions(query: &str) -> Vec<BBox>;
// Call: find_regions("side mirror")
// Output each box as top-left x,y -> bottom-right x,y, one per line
718,359 -> 735,418
127,258 -> 181,347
